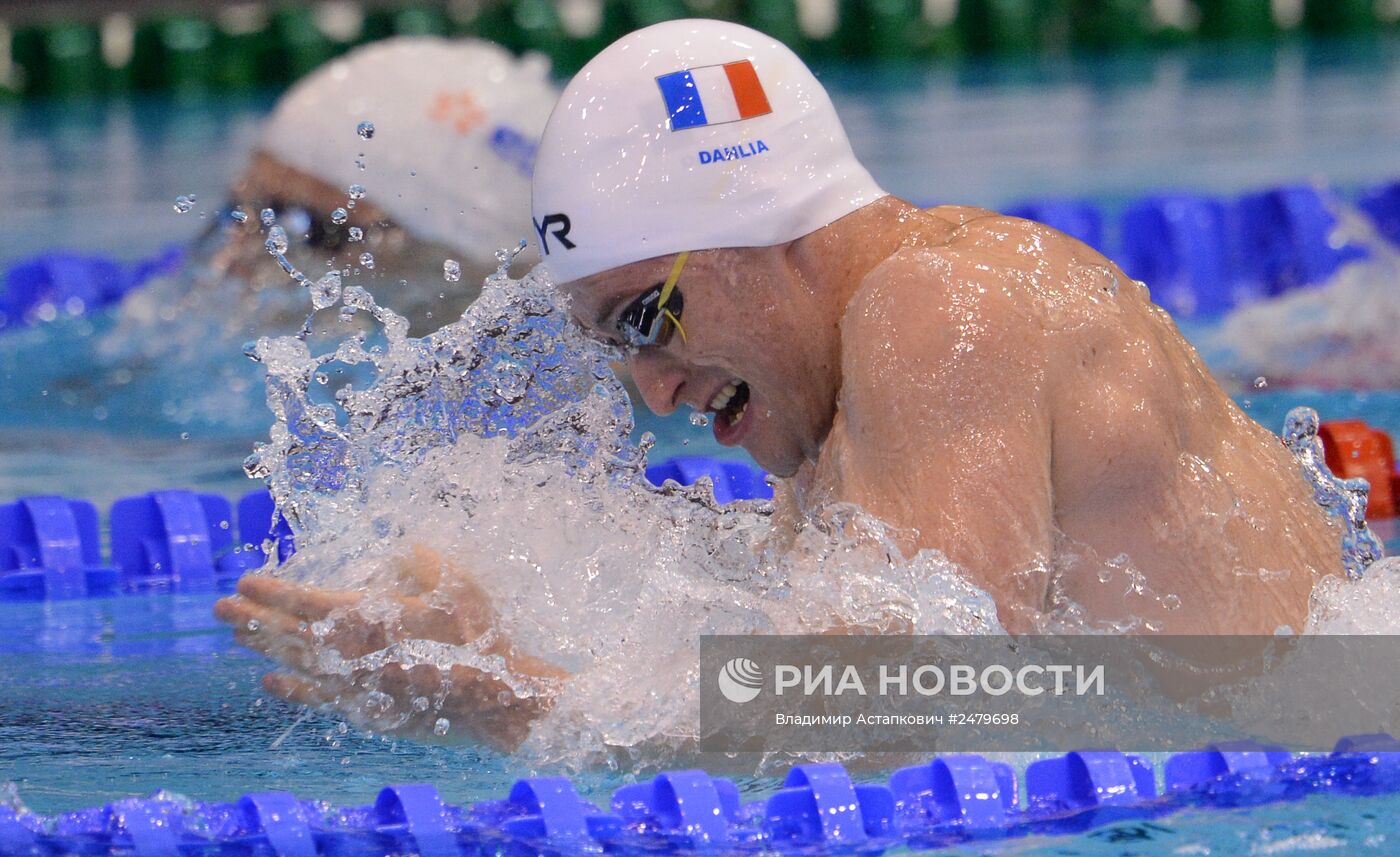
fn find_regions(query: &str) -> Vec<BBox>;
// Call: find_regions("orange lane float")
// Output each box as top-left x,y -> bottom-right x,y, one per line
1319,420 -> 1398,520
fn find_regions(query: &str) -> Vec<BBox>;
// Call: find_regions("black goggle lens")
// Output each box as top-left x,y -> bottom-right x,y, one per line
617,283 -> 683,347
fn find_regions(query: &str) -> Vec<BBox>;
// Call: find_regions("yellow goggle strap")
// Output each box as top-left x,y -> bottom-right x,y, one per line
659,250 -> 689,343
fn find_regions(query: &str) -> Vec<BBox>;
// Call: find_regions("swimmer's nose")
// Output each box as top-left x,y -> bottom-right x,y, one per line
629,351 -> 685,416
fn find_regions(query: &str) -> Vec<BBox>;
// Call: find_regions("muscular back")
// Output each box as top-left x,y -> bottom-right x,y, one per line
807,206 -> 1342,634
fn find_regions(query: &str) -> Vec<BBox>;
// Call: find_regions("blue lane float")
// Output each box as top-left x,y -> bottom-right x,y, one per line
109,490 -> 260,591
1233,184 -> 1370,296
998,179 -> 1386,318
891,754 -> 1017,834
4,737 -> 1399,855
0,245 -> 181,334
1358,180 -> 1400,246
0,496 -> 120,600
0,456 -> 773,602
611,769 -> 747,848
1117,193 -> 1241,317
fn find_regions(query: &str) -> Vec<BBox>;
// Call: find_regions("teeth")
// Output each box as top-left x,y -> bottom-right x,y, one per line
708,379 -> 743,412
732,399 -> 747,424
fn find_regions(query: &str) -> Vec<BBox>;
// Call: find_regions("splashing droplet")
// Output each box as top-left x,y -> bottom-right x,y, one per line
230,209 -> 248,223
359,252 -> 375,270
356,121 -> 375,139
348,226 -> 364,243
266,226 -> 289,256
331,207 -> 348,226
1254,376 -> 1268,389
246,619 -> 260,631
491,359 -> 530,403
443,259 -> 461,283
260,208 -> 276,227
690,412 -> 710,428
433,718 -> 450,736
173,194 -> 196,214
311,271 -> 343,310
347,184 -> 366,203
1283,406 -> 1384,578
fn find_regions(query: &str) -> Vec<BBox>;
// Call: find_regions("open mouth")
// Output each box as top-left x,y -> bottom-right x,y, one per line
708,379 -> 751,439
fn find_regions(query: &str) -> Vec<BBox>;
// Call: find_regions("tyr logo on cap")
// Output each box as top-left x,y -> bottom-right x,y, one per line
534,213 -> 576,254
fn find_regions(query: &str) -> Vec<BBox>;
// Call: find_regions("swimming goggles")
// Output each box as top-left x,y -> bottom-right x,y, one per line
206,199 -> 391,254
616,251 -> 689,348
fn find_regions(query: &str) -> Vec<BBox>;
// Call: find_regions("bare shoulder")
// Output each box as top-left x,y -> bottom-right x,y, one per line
843,243 -> 1032,356
838,246 -> 1045,432
922,204 -> 1001,227
822,247 -> 1057,605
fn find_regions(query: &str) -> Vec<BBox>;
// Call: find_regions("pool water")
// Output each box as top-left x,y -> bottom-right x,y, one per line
4,35 -> 1400,854
8,593 -> 1400,857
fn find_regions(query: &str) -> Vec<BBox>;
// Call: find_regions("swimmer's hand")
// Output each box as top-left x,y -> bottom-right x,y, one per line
213,546 -> 566,751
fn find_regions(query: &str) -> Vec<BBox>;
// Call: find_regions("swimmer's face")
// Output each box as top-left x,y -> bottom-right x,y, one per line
199,152 -> 490,333
564,247 -> 843,477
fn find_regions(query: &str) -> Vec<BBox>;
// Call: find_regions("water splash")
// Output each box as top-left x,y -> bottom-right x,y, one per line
1282,406 -> 1385,578
244,249 -> 1001,765
0,781 -> 27,814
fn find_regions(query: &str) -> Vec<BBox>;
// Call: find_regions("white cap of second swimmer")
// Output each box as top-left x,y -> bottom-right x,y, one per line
530,19 -> 886,285
259,36 -> 556,258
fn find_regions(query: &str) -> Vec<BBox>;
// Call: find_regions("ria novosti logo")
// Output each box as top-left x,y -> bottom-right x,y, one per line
717,657 -> 763,704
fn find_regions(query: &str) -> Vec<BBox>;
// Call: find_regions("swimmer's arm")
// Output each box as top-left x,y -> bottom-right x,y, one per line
830,250 -> 1055,632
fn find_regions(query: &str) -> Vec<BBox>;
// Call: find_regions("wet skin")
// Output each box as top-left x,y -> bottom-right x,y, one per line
217,196 -> 1344,749
566,196 -> 1343,635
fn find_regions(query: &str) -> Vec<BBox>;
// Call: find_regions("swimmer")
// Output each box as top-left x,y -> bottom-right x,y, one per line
61,36 -> 557,430
217,20 -> 1347,748
117,36 -> 555,345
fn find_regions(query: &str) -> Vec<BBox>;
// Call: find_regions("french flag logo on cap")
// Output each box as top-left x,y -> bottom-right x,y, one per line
656,60 -> 773,132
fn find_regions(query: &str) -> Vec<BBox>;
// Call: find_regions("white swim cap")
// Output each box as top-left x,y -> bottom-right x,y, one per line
530,19 -> 886,284
259,36 -> 556,256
